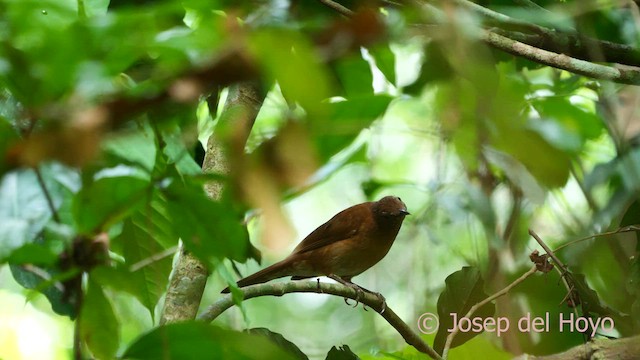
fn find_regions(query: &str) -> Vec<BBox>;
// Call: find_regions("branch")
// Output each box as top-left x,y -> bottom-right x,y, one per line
198,281 -> 443,360
481,30 -> 640,85
318,0 -> 354,17
553,224 -> 640,252
34,166 -> 60,223
490,28 -> 640,67
160,82 -> 264,325
516,334 -> 640,360
528,229 -> 568,272
441,265 -> 538,359
448,0 -> 640,66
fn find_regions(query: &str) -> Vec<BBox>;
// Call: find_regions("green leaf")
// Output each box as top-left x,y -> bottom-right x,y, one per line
404,42 -> 452,95
332,55 -> 374,97
102,123 -> 157,173
325,345 -> 359,360
249,29 -> 332,119
7,243 -> 58,266
529,98 -> 602,154
433,266 -> 495,354
73,174 -> 150,233
159,124 -> 202,176
9,264 -> 76,318
164,181 -> 249,262
0,169 -> 59,259
247,328 -> 308,360
122,322 -> 297,360
81,276 -> 120,360
314,95 -> 392,160
629,258 -> 640,331
369,45 -> 396,85
484,148 -> 546,204
493,129 -> 571,188
110,193 -> 177,318
446,334 -> 511,360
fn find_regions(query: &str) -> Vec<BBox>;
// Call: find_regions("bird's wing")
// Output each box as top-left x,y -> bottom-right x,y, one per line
291,205 -> 364,254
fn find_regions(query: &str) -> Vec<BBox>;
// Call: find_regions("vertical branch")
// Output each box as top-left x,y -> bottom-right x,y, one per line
160,82 -> 265,324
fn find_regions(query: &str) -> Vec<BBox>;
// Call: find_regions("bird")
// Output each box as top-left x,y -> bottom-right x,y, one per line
221,196 -> 409,309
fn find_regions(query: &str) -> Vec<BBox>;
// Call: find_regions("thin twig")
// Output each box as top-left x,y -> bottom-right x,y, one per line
481,30 -> 640,85
512,0 -> 551,13
441,265 -> 538,359
553,225 -> 640,252
318,0 -> 355,17
529,229 -> 567,271
199,281 -> 443,360
529,229 -> 583,335
449,0 -> 640,65
129,245 -> 179,272
34,167 -> 60,223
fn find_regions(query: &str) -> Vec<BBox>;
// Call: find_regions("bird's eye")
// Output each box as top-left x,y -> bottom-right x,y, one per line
397,197 -> 402,202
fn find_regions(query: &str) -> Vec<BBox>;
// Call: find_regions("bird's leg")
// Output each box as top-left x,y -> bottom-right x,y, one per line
328,275 -> 387,313
351,283 -> 386,313
328,274 -> 364,308
316,278 -> 323,293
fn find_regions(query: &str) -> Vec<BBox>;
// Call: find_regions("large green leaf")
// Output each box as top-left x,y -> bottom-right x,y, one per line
314,94 -> 393,160
249,29 -> 332,119
106,192 -> 177,318
81,276 -> 120,360
164,181 -> 249,262
73,174 -> 150,233
247,328 -> 307,360
122,322 -> 297,360
9,264 -> 76,318
369,45 -> 396,86
530,97 -> 603,145
325,345 -> 358,360
493,128 -> 571,188
102,123 -> 157,173
332,55 -> 374,97
0,169 -> 61,259
433,266 -> 495,355
159,124 -> 202,176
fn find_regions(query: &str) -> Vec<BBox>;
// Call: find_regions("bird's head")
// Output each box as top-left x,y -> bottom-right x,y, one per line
372,196 -> 410,218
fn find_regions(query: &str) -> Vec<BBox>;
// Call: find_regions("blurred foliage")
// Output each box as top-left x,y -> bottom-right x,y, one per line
0,0 -> 638,359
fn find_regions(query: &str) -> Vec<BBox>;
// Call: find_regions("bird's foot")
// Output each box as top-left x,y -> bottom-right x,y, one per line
342,285 -> 364,307
374,292 -> 386,314
328,274 -> 365,308
316,278 -> 324,293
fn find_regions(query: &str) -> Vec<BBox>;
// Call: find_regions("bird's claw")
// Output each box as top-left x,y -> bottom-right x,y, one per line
376,293 -> 387,314
317,278 -> 323,293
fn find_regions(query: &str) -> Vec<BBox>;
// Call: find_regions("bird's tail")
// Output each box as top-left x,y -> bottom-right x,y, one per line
221,259 -> 291,293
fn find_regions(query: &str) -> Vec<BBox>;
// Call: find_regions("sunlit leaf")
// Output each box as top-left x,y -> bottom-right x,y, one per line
332,55 -> 374,97
0,169 -> 60,259
249,29 -> 332,119
369,45 -> 396,85
102,123 -> 157,172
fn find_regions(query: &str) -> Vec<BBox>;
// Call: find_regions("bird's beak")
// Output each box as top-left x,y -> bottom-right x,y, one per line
400,209 -> 410,215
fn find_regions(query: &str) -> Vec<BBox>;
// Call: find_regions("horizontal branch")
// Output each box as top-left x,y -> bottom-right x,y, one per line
520,334 -> 640,360
449,0 -> 640,67
199,281 -> 443,360
482,30 -> 640,85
